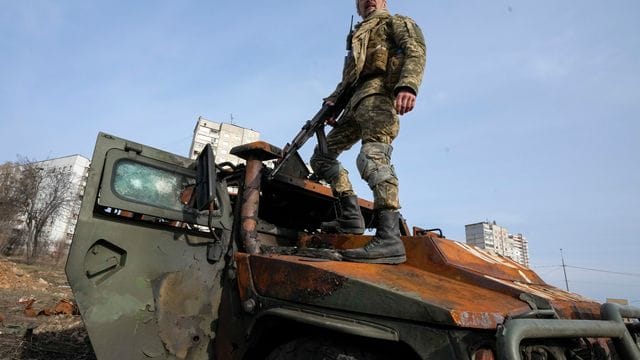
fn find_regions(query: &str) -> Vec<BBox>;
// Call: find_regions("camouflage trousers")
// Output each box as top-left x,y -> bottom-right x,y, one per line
310,94 -> 400,210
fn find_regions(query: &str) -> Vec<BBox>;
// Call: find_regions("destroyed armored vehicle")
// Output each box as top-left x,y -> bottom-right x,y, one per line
66,132 -> 640,359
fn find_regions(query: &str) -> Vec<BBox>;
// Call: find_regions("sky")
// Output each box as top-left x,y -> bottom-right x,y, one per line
1,1 -> 639,304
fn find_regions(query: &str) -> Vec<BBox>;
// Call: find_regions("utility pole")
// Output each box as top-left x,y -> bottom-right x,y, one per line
560,248 -> 569,292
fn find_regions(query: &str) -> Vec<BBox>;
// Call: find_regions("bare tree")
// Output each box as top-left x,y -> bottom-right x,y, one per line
0,158 -> 75,263
0,162 -> 23,254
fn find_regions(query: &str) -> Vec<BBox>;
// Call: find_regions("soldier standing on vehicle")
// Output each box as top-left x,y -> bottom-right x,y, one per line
310,0 -> 426,264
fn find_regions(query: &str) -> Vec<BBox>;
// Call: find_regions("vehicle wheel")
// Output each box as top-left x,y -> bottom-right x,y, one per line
266,336 -> 385,360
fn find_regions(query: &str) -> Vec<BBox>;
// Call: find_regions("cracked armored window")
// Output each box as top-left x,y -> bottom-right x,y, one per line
112,160 -> 194,211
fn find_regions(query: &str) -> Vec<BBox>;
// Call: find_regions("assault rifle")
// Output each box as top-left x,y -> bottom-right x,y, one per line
271,16 -> 356,179
270,86 -> 353,179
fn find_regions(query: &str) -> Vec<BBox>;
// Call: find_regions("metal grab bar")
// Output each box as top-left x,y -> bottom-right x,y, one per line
601,303 -> 640,360
497,303 -> 640,360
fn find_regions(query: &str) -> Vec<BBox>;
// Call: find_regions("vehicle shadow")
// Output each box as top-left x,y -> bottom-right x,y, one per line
17,327 -> 96,360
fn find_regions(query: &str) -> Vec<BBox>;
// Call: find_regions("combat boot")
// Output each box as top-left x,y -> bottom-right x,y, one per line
321,195 -> 365,235
340,209 -> 406,264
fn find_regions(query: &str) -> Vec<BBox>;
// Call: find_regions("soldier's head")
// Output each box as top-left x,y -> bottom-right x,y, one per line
356,0 -> 387,18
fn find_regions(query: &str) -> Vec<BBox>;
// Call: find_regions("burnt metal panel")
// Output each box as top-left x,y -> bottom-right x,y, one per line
248,234 -> 605,330
249,254 -> 522,329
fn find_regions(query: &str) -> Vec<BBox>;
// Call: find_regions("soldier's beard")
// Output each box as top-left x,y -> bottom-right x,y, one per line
360,7 -> 374,18
361,4 -> 385,18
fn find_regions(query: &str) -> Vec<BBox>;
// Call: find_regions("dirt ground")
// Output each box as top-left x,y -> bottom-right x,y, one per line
0,257 -> 95,360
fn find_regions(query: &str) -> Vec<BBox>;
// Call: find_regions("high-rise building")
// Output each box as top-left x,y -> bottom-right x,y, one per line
465,221 -> 530,267
188,116 -> 260,164
508,233 -> 530,267
37,155 -> 90,254
3,154 -> 89,259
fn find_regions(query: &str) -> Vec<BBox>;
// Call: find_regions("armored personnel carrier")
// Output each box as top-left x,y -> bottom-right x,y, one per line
66,132 -> 640,359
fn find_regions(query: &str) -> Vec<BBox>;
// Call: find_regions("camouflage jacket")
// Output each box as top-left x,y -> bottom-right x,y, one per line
325,10 -> 427,108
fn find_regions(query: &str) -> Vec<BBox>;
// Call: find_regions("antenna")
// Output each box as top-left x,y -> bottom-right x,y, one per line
344,15 -> 355,68
230,113 -> 235,125
560,248 -> 570,291
349,15 -> 354,46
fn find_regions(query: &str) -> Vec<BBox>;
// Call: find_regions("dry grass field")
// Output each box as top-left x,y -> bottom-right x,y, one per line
0,257 -> 95,360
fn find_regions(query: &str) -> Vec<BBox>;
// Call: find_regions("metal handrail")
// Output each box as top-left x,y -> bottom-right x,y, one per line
497,303 -> 640,360
601,303 -> 640,360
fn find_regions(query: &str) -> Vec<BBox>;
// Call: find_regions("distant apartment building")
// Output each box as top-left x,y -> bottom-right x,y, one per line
2,155 -> 91,256
188,116 -> 260,164
508,233 -> 530,267
37,155 -> 90,253
465,221 -> 530,267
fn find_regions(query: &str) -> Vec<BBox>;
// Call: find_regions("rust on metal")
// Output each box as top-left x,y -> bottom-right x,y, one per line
239,158 -> 262,254
406,236 -> 602,319
154,271 -> 216,359
249,253 -> 524,328
272,173 -> 333,197
297,233 -> 371,250
247,234 -> 604,329
232,141 -> 284,254
250,255 -> 346,303
450,310 -> 505,329
235,253 -> 254,303
423,236 -> 544,284
230,141 -> 282,161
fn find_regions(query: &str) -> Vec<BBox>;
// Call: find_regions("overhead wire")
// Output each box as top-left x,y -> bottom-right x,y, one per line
564,265 -> 640,278
532,264 -> 640,278
568,279 -> 640,288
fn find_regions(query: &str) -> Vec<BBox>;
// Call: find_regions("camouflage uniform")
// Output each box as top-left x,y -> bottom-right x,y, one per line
311,9 -> 426,210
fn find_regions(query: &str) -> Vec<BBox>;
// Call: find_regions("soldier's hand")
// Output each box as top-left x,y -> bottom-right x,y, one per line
395,90 -> 416,115
324,100 -> 337,126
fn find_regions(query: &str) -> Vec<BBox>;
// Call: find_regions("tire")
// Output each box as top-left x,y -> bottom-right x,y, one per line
266,336 -> 385,360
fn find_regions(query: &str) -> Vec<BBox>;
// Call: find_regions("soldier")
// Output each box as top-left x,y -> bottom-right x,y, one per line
310,0 -> 426,264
